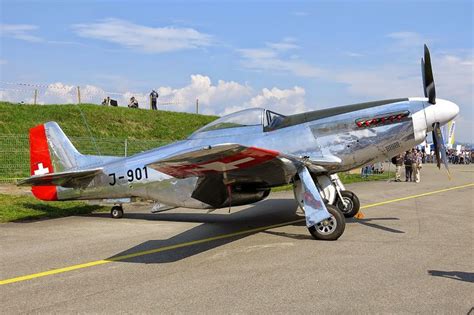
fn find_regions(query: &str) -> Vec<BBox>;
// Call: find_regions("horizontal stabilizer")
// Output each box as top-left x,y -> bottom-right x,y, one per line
17,168 -> 103,187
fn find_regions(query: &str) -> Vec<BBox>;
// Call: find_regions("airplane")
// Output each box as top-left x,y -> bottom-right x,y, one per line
18,45 -> 459,241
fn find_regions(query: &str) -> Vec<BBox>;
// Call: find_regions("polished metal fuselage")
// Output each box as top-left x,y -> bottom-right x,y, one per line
56,98 -> 450,208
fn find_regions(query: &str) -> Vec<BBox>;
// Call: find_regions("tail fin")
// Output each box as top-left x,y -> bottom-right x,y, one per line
29,122 -> 82,200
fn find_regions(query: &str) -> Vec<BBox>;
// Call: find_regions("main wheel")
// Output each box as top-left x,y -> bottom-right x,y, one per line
335,190 -> 360,218
308,205 -> 345,241
111,206 -> 124,219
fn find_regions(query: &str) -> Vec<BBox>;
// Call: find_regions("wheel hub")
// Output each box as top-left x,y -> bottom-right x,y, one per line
338,197 -> 353,212
316,215 -> 337,235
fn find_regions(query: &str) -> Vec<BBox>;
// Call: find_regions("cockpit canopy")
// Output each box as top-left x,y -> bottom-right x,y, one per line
189,108 -> 286,139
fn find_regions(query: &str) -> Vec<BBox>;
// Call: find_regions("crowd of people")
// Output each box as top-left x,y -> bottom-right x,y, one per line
422,148 -> 471,165
392,148 -> 423,183
101,90 -> 160,110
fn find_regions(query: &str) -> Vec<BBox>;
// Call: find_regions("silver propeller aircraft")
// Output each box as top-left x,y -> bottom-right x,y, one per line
19,45 -> 458,240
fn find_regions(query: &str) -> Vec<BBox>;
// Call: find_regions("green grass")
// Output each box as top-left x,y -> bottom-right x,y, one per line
0,194 -> 108,223
338,171 -> 394,184
0,102 -> 217,140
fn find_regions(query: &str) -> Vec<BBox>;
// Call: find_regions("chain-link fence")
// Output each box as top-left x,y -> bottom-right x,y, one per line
0,82 -> 185,111
0,135 -> 172,183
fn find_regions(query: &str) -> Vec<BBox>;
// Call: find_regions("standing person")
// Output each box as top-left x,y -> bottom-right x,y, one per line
150,90 -> 159,110
392,153 -> 404,182
404,150 -> 414,182
415,149 -> 422,183
411,148 -> 417,181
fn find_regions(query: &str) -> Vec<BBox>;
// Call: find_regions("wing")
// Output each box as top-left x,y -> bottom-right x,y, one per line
17,168 -> 103,188
148,144 -> 282,177
147,143 -> 340,208
147,144 -> 296,207
148,143 -> 341,178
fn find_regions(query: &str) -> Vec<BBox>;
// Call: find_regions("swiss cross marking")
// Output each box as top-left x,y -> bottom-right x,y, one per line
34,163 -> 50,175
188,157 -> 255,172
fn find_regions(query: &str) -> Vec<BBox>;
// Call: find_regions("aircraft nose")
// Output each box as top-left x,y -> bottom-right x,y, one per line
434,99 -> 459,125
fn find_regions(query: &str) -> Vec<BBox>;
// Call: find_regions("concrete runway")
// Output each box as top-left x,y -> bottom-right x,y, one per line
1,164 -> 473,313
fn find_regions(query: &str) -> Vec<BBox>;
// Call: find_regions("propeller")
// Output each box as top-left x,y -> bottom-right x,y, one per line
421,45 -> 450,177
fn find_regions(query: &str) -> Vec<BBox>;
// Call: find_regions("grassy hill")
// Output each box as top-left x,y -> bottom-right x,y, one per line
0,102 -> 217,140
0,102 -> 217,181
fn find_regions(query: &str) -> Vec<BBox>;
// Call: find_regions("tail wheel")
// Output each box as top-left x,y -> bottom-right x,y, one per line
111,206 -> 124,219
336,190 -> 360,218
308,205 -> 345,241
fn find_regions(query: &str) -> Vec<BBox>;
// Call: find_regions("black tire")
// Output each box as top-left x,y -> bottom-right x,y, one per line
111,206 -> 123,219
336,190 -> 360,218
308,205 -> 345,241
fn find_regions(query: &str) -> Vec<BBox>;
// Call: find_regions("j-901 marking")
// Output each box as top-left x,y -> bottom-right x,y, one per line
109,167 -> 148,186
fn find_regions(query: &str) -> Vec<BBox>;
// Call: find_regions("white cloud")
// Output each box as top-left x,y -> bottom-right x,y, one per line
0,59 -> 7,65
72,18 -> 213,53
238,39 -> 324,78
291,11 -> 308,17
387,31 -> 427,48
266,38 -> 300,51
0,24 -> 43,42
223,86 -> 306,115
344,52 -> 364,57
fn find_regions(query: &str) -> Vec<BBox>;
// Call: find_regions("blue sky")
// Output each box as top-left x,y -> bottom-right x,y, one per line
0,0 -> 472,142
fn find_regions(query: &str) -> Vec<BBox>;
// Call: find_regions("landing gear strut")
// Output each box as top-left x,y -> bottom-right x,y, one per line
110,205 -> 124,219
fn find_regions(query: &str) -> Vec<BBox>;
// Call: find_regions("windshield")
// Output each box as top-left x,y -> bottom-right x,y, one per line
194,108 -> 264,133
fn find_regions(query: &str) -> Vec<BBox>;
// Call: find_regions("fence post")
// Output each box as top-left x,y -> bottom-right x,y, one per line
196,98 -> 199,114
124,138 -> 128,157
34,89 -> 38,105
77,86 -> 81,104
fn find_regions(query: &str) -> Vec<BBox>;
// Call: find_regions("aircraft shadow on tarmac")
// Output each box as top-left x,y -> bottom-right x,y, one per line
106,199 -> 302,264
349,217 -> 404,234
427,270 -> 474,283
103,199 -> 404,264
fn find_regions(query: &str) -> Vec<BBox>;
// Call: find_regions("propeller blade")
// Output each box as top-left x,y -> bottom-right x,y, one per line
421,58 -> 427,98
422,44 -> 436,104
432,129 -> 441,169
432,122 -> 451,178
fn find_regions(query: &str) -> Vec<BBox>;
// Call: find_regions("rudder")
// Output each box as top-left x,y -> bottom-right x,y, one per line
29,122 -> 82,200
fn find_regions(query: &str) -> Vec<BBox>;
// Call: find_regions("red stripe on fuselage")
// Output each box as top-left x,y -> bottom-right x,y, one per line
29,124 -> 57,201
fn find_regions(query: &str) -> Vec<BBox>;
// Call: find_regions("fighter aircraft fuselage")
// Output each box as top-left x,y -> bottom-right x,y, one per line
50,97 -> 458,209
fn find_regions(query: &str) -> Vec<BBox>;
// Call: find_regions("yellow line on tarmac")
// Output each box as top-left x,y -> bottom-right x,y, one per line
0,219 -> 304,286
360,183 -> 474,209
1,183 -> 473,286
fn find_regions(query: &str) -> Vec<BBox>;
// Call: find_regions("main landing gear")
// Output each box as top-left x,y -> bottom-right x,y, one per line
110,205 -> 124,219
293,172 -> 361,240
293,174 -> 361,217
